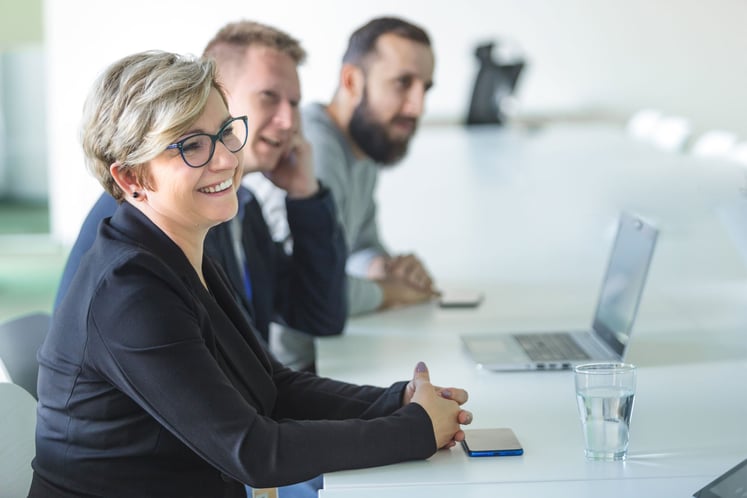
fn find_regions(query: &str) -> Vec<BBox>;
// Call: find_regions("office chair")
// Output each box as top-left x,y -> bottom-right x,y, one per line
690,130 -> 738,158
466,41 -> 525,126
728,142 -> 747,168
626,109 -> 663,140
649,115 -> 692,151
0,382 -> 37,497
0,311 -> 51,399
627,110 -> 692,151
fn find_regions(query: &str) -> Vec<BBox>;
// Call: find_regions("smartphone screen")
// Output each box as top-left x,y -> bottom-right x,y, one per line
461,428 -> 523,457
438,289 -> 484,308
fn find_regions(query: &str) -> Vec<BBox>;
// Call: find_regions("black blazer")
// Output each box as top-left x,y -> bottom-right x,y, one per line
205,185 -> 347,341
33,203 -> 434,497
54,186 -> 348,341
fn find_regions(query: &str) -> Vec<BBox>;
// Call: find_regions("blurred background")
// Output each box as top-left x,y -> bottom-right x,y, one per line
1,0 -> 747,320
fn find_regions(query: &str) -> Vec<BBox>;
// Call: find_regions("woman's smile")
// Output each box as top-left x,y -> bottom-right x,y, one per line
198,177 -> 234,194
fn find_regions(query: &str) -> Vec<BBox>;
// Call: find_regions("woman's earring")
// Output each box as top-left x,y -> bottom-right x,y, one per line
132,192 -> 140,199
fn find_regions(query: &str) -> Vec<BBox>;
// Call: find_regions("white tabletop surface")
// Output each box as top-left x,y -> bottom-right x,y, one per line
374,122 -> 747,288
315,123 -> 747,493
318,475 -> 713,498
319,325 -> 746,489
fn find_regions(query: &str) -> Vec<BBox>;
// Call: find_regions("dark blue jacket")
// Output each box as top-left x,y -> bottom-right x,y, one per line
55,185 -> 347,341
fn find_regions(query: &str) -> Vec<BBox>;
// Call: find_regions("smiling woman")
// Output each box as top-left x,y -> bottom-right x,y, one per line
30,50 -> 471,498
77,52 -> 245,280
109,88 -> 244,265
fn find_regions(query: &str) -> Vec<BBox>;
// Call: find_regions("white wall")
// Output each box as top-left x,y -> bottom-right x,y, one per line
45,0 -> 747,244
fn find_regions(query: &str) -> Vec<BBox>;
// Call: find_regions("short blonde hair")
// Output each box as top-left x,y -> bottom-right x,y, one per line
203,20 -> 306,70
81,50 -> 221,200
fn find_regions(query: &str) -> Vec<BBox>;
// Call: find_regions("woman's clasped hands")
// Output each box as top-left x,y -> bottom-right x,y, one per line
403,361 -> 472,449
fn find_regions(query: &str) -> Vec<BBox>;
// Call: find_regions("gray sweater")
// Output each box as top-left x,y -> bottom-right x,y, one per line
302,102 -> 388,315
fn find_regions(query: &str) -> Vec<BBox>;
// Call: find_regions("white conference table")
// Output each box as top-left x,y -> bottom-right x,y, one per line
315,122 -> 747,495
374,121 -> 747,289
318,301 -> 747,494
318,476 -> 711,498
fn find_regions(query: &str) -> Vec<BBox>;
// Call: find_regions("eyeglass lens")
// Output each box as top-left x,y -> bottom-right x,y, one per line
181,117 -> 248,167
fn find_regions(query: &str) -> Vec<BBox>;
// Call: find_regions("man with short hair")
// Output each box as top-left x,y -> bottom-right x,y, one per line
308,16 -> 438,315
255,16 -> 439,316
56,21 -> 347,372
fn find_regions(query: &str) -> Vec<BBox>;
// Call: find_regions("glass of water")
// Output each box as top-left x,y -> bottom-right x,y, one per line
574,362 -> 636,461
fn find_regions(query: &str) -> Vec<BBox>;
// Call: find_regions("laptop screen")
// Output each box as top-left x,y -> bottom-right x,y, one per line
592,213 -> 659,356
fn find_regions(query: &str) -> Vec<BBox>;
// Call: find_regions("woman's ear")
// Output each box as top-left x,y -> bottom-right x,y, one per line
110,163 -> 142,200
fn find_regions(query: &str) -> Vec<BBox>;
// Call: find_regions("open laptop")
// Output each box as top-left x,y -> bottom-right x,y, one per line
461,212 -> 658,371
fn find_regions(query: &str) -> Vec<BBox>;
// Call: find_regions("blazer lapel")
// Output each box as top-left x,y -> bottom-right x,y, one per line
110,203 -> 277,414
203,259 -> 276,414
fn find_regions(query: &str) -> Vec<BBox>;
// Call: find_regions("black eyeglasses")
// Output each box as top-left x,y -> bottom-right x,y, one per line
166,116 -> 248,168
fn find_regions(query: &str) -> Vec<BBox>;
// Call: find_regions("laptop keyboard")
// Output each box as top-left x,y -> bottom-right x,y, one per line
514,333 -> 591,361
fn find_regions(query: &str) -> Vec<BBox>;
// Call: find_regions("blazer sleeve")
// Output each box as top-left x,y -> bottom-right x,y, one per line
274,185 -> 348,336
269,357 -> 410,421
88,254 -> 434,488
54,192 -> 118,309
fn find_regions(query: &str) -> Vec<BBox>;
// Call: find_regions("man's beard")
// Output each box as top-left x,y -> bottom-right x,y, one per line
348,90 -> 416,166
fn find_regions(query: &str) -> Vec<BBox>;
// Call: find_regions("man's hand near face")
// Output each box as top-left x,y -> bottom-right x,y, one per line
264,129 -> 319,199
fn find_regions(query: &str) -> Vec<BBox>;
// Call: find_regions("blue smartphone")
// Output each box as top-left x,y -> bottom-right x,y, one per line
461,428 -> 524,457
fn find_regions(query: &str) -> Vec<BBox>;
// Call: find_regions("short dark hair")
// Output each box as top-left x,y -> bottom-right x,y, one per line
342,16 -> 431,67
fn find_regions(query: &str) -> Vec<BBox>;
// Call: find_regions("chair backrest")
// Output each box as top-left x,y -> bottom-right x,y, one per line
0,382 -> 37,496
728,142 -> 747,168
649,115 -> 692,151
0,312 -> 51,399
690,130 -> 738,158
626,109 -> 663,140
